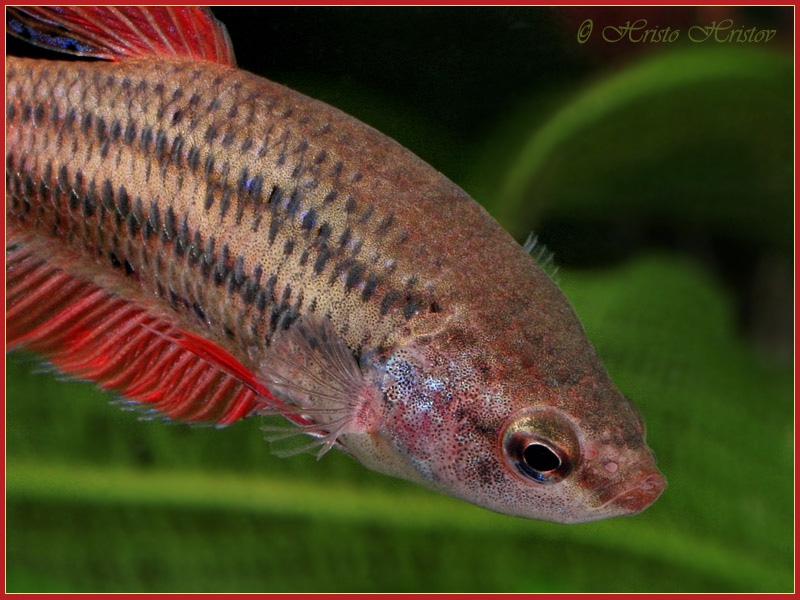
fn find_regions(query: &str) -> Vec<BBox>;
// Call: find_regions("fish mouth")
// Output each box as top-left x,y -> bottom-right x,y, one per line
592,470 -> 667,518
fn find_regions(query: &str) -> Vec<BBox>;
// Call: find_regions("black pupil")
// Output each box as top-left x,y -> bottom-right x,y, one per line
523,443 -> 560,472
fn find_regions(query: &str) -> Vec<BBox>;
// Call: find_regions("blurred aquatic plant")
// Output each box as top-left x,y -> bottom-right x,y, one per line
473,46 -> 792,252
5,7 -> 793,593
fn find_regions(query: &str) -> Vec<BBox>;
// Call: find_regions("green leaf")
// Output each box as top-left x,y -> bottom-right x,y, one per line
480,47 -> 793,253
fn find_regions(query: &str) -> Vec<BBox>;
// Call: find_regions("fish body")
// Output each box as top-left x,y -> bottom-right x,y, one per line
5,7 -> 665,523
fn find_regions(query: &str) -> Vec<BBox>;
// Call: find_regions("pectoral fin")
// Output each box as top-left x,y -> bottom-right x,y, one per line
257,314 -> 383,457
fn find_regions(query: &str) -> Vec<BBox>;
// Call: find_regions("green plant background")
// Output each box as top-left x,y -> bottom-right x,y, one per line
5,7 -> 794,593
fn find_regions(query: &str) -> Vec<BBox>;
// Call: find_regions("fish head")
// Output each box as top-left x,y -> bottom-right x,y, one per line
355,331 -> 666,524
492,382 -> 667,523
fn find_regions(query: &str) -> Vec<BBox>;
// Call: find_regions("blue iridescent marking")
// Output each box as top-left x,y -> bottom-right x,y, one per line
9,19 -> 96,54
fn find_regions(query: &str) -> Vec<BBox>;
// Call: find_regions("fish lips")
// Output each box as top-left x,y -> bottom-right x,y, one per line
588,467 -> 667,520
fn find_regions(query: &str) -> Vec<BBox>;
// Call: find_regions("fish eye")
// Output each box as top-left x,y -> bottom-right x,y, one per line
524,443 -> 561,472
501,410 -> 579,484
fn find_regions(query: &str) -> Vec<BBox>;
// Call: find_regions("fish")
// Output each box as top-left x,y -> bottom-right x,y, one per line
5,6 -> 665,523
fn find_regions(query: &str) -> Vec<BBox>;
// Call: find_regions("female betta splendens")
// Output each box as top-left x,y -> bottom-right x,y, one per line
5,6 -> 665,523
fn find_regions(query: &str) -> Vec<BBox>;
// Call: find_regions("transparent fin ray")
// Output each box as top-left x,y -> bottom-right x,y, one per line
523,232 -> 560,283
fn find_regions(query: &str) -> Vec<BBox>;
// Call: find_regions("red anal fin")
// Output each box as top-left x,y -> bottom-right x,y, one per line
5,242 -> 306,428
6,6 -> 236,65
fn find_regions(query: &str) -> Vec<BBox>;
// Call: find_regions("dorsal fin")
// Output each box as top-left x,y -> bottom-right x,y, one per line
5,240 -> 310,428
522,232 -> 560,283
6,6 -> 236,65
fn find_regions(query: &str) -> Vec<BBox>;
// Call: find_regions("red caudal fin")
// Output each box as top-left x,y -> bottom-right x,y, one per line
5,6 -> 236,65
5,241 -> 299,427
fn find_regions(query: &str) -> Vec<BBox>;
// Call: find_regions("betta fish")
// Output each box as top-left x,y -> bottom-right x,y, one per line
5,6 -> 665,523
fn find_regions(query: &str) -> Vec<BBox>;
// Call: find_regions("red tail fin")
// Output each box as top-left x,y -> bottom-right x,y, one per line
6,6 -> 236,65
